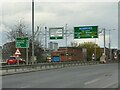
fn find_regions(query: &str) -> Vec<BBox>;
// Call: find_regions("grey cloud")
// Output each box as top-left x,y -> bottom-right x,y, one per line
2,2 -> 31,17
1,1 -> 118,48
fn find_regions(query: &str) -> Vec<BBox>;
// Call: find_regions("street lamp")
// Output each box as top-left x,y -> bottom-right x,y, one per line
99,28 -> 106,56
108,29 -> 115,61
98,28 -> 106,56
100,28 -> 116,62
32,0 -> 35,64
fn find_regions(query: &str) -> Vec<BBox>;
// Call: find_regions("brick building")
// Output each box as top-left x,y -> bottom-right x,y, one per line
51,47 -> 84,62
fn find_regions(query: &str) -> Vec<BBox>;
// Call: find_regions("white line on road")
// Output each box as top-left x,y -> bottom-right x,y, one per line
102,81 -> 118,88
84,78 -> 100,85
20,85 -> 31,88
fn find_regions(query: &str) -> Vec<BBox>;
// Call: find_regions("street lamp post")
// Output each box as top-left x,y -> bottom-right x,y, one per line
109,29 -> 111,61
103,28 -> 106,56
108,29 -> 115,61
32,0 -> 35,64
65,24 -> 68,61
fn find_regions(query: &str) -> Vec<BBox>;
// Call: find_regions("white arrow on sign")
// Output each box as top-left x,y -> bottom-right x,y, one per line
15,49 -> 21,55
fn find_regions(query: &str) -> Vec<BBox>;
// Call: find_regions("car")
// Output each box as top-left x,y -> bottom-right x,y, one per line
6,56 -> 26,65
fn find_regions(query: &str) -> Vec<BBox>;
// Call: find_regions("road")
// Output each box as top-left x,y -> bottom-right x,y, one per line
2,63 -> 118,88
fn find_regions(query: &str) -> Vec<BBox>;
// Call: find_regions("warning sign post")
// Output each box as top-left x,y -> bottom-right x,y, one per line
14,49 -> 21,65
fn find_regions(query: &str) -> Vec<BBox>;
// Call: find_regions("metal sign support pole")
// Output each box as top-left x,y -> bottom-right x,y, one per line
26,48 -> 28,65
95,38 -> 96,61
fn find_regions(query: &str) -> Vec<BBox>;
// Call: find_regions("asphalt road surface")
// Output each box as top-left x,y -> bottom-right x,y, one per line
2,63 -> 118,88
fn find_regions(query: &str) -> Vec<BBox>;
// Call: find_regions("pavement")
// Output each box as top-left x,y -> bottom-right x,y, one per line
2,63 -> 118,88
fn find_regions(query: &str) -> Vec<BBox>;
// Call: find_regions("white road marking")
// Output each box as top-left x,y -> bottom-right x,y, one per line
102,81 -> 118,88
84,78 -> 100,85
20,85 -> 31,88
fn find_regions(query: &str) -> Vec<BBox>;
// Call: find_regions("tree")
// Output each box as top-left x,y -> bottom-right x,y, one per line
6,19 -> 27,42
70,42 -> 78,47
78,42 -> 103,61
3,19 -> 45,63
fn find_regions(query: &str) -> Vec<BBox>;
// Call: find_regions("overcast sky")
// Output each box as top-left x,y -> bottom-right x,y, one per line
0,0 -> 119,49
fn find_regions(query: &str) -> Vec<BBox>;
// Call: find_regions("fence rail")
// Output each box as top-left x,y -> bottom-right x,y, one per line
0,61 -> 100,75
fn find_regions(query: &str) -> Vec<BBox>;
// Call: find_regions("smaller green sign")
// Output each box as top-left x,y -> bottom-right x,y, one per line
16,37 -> 29,48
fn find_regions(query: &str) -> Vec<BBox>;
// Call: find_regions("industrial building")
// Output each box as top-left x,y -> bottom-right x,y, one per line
48,42 -> 58,51
51,47 -> 84,62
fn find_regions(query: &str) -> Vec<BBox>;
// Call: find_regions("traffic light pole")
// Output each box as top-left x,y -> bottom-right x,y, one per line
45,27 -> 47,51
45,27 -> 47,60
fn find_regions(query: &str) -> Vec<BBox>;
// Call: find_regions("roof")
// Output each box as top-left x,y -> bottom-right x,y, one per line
59,47 -> 82,49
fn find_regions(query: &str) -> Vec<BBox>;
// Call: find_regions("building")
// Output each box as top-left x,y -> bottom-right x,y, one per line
48,42 -> 58,51
51,47 -> 85,62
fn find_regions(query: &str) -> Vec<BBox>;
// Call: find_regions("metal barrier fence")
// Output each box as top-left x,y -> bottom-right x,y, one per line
0,61 -> 99,75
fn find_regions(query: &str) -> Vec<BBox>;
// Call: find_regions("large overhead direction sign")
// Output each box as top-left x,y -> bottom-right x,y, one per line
49,27 -> 64,40
16,37 -> 29,48
74,26 -> 98,39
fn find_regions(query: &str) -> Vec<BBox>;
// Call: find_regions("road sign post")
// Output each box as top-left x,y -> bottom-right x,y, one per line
14,48 -> 21,65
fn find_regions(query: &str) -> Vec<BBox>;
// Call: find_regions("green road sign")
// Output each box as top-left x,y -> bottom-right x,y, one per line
74,26 -> 98,39
16,37 -> 29,48
49,27 -> 64,40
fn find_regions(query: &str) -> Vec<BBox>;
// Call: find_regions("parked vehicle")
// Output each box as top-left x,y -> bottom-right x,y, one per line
6,56 -> 26,65
46,55 -> 52,62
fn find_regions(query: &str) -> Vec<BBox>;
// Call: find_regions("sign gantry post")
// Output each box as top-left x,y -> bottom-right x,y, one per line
74,26 -> 98,62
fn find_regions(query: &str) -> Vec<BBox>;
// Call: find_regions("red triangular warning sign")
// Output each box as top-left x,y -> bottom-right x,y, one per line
15,49 -> 21,55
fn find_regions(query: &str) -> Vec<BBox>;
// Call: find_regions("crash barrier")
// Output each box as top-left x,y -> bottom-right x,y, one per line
0,61 -> 99,75
107,60 -> 119,63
